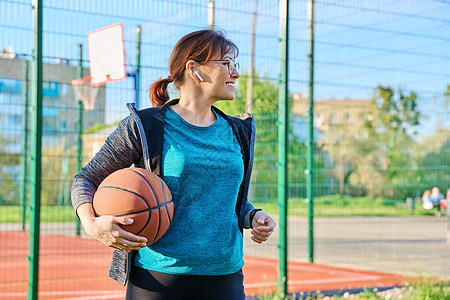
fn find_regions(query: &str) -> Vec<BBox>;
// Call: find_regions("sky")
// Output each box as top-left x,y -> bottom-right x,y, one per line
0,0 -> 448,136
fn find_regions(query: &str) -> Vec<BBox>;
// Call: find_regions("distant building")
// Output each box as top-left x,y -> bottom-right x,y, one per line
291,93 -> 377,194
292,93 -> 374,137
82,125 -> 116,163
291,114 -> 322,142
0,57 -> 106,151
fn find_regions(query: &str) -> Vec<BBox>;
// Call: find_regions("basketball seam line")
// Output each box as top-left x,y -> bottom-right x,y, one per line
97,185 -> 151,236
98,186 -> 173,213
114,207 -> 166,217
160,178 -> 172,223
127,169 -> 163,244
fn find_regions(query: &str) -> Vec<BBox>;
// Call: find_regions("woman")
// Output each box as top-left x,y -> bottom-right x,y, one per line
71,29 -> 276,299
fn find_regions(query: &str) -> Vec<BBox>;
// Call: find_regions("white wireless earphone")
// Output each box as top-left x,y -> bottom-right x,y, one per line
193,70 -> 204,82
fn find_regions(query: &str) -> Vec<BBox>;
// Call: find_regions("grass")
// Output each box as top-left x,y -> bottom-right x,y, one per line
0,205 -> 76,223
0,194 -> 439,223
252,194 -> 438,217
257,277 -> 450,299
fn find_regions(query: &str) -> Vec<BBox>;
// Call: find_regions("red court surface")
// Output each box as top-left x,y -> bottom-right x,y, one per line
0,231 -> 405,299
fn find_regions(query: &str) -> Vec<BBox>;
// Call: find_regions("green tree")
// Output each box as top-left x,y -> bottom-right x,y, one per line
318,124 -> 361,195
41,143 -> 77,205
415,126 -> 450,192
350,85 -> 420,198
215,72 -> 278,115
216,72 -> 318,201
0,133 -> 20,204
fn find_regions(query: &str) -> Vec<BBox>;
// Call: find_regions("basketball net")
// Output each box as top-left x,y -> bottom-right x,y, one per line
71,76 -> 100,111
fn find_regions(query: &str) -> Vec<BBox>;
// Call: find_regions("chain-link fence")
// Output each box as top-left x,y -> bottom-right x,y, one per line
0,0 -> 449,299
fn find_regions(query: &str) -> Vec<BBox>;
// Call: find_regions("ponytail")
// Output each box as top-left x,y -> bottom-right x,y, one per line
149,78 -> 171,107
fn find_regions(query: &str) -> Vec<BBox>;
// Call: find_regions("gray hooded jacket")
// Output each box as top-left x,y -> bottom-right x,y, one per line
71,99 -> 256,285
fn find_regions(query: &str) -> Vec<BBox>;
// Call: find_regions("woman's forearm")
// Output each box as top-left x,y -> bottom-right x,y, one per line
76,202 -> 96,232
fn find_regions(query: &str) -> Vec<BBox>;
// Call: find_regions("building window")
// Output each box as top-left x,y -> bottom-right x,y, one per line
314,113 -> 324,126
344,113 -> 351,123
359,129 -> 368,139
330,113 -> 336,124
59,83 -> 68,96
43,117 -> 57,132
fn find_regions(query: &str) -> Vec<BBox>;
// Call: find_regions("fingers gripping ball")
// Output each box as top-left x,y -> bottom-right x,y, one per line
93,168 -> 174,246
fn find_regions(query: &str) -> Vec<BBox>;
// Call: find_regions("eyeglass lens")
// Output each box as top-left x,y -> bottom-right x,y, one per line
228,59 -> 239,74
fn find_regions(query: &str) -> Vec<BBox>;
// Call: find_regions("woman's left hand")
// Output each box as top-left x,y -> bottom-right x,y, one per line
251,211 -> 276,244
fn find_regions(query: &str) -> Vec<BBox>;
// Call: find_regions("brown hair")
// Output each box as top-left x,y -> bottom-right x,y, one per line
149,28 -> 239,107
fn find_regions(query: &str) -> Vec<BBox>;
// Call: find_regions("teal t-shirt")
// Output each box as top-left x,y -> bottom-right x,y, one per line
134,106 -> 245,275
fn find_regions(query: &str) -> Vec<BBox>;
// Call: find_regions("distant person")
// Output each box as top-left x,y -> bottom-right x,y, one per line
429,187 -> 444,206
422,189 -> 432,210
441,188 -> 450,216
429,187 -> 444,215
422,189 -> 431,203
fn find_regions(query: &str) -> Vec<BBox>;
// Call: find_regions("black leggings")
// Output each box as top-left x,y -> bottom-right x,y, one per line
126,265 -> 245,300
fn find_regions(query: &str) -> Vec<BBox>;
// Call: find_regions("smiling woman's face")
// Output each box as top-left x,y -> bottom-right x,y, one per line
197,52 -> 240,102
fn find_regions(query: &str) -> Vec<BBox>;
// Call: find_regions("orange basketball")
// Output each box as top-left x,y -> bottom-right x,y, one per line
93,167 -> 173,246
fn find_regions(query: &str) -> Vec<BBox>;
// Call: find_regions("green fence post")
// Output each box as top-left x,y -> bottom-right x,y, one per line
20,60 -> 29,231
278,0 -> 289,297
28,1 -> 43,299
306,0 -> 315,263
75,44 -> 83,236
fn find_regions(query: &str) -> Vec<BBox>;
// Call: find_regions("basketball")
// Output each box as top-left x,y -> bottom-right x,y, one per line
93,167 -> 174,245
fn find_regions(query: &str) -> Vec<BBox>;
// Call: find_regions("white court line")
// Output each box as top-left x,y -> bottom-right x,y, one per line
245,275 -> 381,288
0,290 -> 124,298
245,258 -> 379,277
58,292 -> 125,300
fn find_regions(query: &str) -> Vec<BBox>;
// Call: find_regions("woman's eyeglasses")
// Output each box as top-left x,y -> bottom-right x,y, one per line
209,58 -> 240,75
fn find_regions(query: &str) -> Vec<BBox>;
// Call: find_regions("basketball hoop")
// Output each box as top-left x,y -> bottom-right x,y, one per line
71,76 -> 100,111
71,23 -> 126,110
88,23 -> 126,85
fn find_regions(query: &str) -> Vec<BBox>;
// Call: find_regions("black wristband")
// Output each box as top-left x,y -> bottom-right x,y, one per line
249,209 -> 262,229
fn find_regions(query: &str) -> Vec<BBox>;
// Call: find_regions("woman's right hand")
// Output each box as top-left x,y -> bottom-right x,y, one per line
84,215 -> 148,252
77,203 -> 148,252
